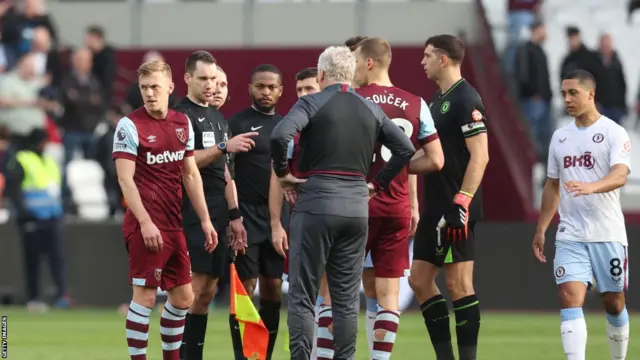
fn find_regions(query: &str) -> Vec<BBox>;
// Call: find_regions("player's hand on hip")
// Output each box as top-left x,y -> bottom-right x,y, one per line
410,207 -> 420,236
227,132 -> 258,153
532,232 -> 546,263
444,192 -> 472,242
140,220 -> 163,252
564,180 -> 595,197
271,222 -> 288,258
201,220 -> 218,253
367,183 -> 377,200
279,174 -> 305,204
229,218 -> 247,249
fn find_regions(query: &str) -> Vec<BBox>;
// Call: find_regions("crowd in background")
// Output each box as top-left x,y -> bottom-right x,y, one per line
505,0 -> 634,165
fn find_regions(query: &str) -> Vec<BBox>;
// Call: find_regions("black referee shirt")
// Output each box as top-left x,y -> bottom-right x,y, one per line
174,97 -> 229,222
228,107 -> 282,204
424,79 -> 487,221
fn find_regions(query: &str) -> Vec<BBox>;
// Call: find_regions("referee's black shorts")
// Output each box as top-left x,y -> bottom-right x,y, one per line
185,216 -> 229,278
413,215 -> 477,267
235,202 -> 284,281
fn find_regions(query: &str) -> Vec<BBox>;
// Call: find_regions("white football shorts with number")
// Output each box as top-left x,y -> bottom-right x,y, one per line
547,116 -> 631,293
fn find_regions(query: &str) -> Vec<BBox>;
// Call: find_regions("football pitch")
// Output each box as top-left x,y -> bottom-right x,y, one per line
2,308 -> 638,359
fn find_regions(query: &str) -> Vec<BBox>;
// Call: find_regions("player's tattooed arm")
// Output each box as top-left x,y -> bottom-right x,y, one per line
460,132 -> 489,195
115,159 -> 153,225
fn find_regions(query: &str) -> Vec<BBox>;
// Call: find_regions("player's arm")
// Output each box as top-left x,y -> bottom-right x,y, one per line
458,103 -> 489,196
409,98 -> 444,174
113,117 -> 153,225
589,128 -> 632,193
535,136 -> 561,235
271,98 -> 311,178
269,140 -> 294,227
374,113 -> 416,191
224,163 -> 240,213
182,121 -> 211,223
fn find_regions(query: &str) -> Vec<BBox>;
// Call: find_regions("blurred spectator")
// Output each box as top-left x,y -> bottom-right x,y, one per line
1,0 -> 57,58
0,32 -> 18,73
559,27 -> 604,96
596,34 -> 627,124
84,25 -> 116,103
507,0 -> 541,44
629,0 -> 640,22
93,106 -> 123,217
515,21 -> 552,164
0,125 -> 11,193
123,50 -> 179,113
0,53 -> 47,137
504,0 -> 541,74
30,25 -> 62,89
4,128 -> 68,311
58,48 -> 105,204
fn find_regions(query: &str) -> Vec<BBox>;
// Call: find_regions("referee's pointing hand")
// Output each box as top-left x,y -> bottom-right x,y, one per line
227,132 -> 258,153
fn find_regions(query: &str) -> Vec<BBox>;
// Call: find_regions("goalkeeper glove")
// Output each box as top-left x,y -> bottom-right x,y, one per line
442,191 -> 473,242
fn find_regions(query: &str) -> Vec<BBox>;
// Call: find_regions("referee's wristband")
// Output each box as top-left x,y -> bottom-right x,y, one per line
228,208 -> 242,221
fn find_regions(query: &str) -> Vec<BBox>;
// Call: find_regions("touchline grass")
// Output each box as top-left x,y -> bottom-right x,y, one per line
1,308 -> 637,359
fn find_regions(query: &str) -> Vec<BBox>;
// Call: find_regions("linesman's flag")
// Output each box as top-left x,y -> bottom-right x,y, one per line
230,263 -> 269,360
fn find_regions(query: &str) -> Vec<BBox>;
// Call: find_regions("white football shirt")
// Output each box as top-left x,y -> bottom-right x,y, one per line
547,116 -> 632,245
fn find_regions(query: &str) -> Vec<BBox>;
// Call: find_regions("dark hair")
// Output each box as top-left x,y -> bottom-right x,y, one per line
530,20 -> 544,32
563,69 -> 596,88
0,125 -> 9,141
345,36 -> 367,51
185,51 -> 217,74
295,67 -> 317,81
566,26 -> 580,37
86,25 -> 105,39
424,34 -> 466,63
251,64 -> 282,81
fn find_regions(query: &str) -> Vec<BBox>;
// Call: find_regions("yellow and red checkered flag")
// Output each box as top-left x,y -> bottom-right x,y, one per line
230,263 -> 269,360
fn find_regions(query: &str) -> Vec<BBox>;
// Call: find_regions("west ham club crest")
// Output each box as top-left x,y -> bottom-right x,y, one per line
176,128 -> 186,144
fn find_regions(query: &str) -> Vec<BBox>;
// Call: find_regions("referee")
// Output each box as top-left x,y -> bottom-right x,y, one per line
227,64 -> 285,360
175,51 -> 257,360
409,35 -> 489,360
271,46 -> 415,360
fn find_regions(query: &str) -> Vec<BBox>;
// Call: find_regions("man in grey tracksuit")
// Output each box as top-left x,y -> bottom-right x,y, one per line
270,46 -> 416,360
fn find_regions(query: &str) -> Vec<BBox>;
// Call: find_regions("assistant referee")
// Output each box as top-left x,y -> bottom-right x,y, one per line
271,46 -> 416,360
175,51 -> 256,360
227,64 -> 285,360
409,35 -> 490,360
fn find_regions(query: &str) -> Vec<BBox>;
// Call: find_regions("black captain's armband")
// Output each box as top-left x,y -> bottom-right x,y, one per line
228,207 -> 242,221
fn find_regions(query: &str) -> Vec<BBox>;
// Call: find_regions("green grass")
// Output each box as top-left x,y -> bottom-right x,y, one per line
1,307 -> 638,359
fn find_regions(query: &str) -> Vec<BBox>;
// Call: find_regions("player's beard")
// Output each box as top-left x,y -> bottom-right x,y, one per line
251,96 -> 275,114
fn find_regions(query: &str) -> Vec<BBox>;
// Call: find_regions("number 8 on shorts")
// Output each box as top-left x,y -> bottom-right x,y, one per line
553,240 -> 629,293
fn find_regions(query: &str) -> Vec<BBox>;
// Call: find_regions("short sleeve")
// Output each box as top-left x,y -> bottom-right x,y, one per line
547,133 -> 560,179
457,99 -> 487,138
417,98 -> 439,145
186,116 -> 195,155
286,140 -> 295,159
112,117 -> 139,161
610,126 -> 632,173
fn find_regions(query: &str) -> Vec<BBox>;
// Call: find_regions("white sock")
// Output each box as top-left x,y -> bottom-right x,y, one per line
311,305 -> 320,360
365,310 -> 376,355
560,307 -> 587,360
606,308 -> 630,360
